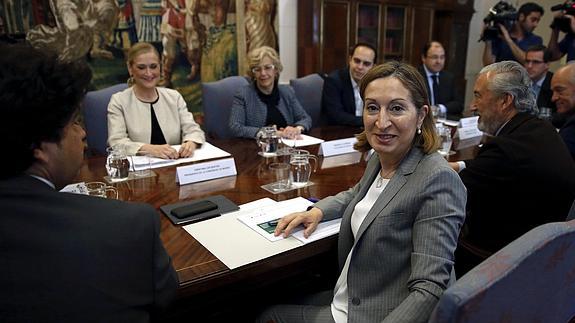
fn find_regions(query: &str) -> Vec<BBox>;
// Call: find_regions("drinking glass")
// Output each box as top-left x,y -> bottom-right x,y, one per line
269,163 -> 291,192
85,181 -> 118,199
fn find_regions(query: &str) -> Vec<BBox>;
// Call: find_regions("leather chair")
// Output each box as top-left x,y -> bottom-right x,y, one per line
82,83 -> 128,156
428,220 -> 575,323
290,73 -> 325,128
202,76 -> 249,139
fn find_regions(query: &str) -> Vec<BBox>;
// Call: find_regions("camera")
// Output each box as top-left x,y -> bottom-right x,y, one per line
480,1 -> 518,42
551,1 -> 575,34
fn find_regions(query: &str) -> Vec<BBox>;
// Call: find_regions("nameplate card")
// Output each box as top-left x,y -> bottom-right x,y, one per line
459,116 -> 479,128
457,126 -> 483,140
176,157 -> 237,185
318,137 -> 358,156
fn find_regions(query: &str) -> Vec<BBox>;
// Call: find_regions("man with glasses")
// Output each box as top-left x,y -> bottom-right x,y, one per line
524,45 -> 555,116
322,43 -> 377,126
417,41 -> 464,120
483,2 -> 544,65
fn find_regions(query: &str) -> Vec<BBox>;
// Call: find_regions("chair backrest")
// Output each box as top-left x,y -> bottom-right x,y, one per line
290,73 -> 325,128
202,76 -> 250,139
428,220 -> 575,323
82,83 -> 128,156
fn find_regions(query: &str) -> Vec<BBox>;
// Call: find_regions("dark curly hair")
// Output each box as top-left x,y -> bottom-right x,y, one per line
0,43 -> 92,179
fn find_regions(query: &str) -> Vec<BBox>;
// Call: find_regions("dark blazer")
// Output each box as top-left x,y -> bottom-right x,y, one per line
460,112 -> 575,254
0,176 -> 179,323
322,67 -> 363,127
228,83 -> 312,138
315,148 -> 466,322
417,66 -> 464,120
559,111 -> 575,160
536,71 -> 556,113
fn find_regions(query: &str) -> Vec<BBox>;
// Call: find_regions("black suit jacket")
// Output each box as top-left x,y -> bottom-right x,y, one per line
559,111 -> 575,160
417,66 -> 464,120
460,113 -> 575,254
0,176 -> 179,322
536,71 -> 556,113
322,67 -> 363,126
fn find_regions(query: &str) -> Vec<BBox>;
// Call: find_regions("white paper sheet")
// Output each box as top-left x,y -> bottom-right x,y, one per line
281,134 -> 324,147
130,142 -> 231,170
183,197 -> 340,269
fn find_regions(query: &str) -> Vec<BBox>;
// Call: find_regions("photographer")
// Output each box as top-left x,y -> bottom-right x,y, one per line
548,2 -> 575,62
483,2 -> 544,66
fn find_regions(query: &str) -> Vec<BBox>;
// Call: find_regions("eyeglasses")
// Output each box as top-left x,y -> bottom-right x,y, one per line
525,59 -> 544,65
251,64 -> 275,74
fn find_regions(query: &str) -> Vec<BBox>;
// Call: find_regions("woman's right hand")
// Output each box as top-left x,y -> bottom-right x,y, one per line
274,207 -> 323,238
139,144 -> 179,159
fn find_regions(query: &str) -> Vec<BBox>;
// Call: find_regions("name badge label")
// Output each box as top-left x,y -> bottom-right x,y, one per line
319,137 -> 358,157
459,116 -> 479,128
457,126 -> 483,140
176,157 -> 237,185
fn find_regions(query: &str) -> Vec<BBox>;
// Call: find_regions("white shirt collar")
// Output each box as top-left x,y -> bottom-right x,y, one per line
423,65 -> 438,78
349,70 -> 359,89
533,73 -> 547,87
28,174 -> 55,189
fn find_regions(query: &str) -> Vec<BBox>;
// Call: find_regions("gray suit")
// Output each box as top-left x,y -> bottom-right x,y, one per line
258,148 -> 466,323
228,84 -> 312,138
320,148 -> 465,322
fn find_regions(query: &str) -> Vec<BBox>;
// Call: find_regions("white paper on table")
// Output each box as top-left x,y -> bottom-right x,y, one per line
236,197 -> 313,242
60,182 -> 88,194
281,134 -> 324,147
291,218 -> 341,243
130,142 -> 231,171
183,198 -> 300,269
441,119 -> 460,127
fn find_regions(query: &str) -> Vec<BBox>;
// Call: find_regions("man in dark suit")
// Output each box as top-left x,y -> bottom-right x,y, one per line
418,41 -> 464,120
449,61 -> 575,277
0,43 -> 178,322
551,63 -> 575,159
524,45 -> 555,114
322,43 -> 376,126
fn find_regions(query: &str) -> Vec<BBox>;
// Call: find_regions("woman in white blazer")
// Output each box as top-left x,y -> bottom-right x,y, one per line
259,62 -> 467,323
107,42 -> 205,159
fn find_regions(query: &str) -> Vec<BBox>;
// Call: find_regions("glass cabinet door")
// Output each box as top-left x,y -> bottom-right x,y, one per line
384,6 -> 406,61
357,3 -> 380,52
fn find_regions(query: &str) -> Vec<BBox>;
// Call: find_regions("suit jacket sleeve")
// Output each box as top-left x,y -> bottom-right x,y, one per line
282,86 -> 312,131
560,119 -> 575,160
148,205 -> 179,309
321,72 -> 363,127
382,166 -> 465,323
107,92 -> 145,155
228,87 -> 261,138
175,91 -> 205,146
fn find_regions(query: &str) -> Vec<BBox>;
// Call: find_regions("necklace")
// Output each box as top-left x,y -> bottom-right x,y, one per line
376,169 -> 395,188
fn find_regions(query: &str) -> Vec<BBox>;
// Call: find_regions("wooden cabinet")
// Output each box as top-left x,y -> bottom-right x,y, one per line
297,0 -> 474,94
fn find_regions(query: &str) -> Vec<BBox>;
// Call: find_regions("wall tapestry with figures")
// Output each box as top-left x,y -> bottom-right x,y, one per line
0,0 -> 278,116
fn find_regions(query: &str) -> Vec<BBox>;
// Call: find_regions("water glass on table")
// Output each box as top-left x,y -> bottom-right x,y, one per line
269,162 -> 291,192
85,181 -> 118,199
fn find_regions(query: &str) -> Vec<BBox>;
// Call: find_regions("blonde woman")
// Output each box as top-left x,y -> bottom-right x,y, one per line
228,46 -> 311,138
107,42 -> 205,159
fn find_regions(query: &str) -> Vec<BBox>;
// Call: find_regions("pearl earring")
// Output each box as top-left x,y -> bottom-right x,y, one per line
417,127 -> 422,135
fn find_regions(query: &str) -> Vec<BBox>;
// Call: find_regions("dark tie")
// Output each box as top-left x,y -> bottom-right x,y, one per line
431,74 -> 440,106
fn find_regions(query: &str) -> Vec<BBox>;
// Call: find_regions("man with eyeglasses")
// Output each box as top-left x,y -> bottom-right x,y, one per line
322,43 -> 377,126
417,41 -> 464,120
482,2 -> 544,66
524,45 -> 556,116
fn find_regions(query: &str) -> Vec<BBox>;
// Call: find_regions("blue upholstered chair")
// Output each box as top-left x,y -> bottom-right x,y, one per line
82,83 -> 128,156
428,220 -> 575,323
202,76 -> 250,139
290,73 -> 325,128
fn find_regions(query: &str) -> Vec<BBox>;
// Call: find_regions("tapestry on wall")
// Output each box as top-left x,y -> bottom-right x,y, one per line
0,0 -> 278,115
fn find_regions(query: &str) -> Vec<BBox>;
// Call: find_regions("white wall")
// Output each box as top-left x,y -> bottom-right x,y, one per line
278,0 -> 298,83
464,0 -> 563,111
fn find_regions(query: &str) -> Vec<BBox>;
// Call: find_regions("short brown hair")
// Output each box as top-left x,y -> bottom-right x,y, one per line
246,46 -> 283,80
354,61 -> 440,154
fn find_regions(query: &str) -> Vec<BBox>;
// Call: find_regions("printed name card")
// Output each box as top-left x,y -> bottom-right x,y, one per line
459,116 -> 479,128
176,157 -> 237,185
457,126 -> 483,140
318,137 -> 358,157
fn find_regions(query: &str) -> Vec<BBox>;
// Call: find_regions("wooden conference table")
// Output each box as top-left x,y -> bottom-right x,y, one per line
75,125 -> 477,319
